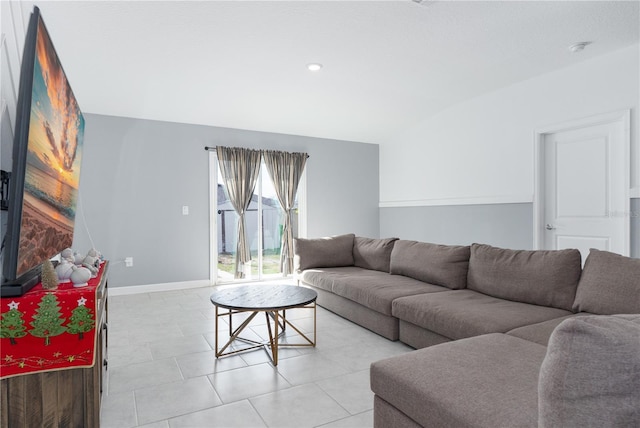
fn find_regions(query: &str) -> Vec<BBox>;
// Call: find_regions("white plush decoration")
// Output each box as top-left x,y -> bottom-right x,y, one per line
88,248 -> 104,264
73,251 -> 84,265
55,259 -> 74,283
71,266 -> 92,287
60,248 -> 74,263
82,251 -> 100,277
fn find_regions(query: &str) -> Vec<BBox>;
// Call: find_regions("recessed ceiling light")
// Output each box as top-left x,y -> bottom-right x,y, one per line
307,63 -> 323,72
412,0 -> 436,5
568,42 -> 591,53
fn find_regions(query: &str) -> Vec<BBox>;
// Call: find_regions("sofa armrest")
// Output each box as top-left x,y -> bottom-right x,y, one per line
539,315 -> 640,427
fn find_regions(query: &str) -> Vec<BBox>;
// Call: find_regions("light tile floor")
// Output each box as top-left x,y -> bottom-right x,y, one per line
101,285 -> 413,427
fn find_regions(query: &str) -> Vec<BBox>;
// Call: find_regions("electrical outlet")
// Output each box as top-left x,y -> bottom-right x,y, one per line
182,205 -> 189,215
125,257 -> 133,267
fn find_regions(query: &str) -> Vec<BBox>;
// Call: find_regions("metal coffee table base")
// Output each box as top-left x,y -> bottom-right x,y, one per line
214,303 -> 316,366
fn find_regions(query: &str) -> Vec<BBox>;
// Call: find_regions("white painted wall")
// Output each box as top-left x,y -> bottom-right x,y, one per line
0,1 -> 26,280
380,45 -> 640,206
1,1 -> 27,138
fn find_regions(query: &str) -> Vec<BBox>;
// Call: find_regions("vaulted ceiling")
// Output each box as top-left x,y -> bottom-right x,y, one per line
15,1 -> 640,144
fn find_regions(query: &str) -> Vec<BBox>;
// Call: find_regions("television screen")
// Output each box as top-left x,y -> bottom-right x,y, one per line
2,7 -> 84,290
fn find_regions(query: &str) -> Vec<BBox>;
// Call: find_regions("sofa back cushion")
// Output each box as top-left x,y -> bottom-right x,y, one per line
389,240 -> 470,290
538,315 -> 640,428
467,244 -> 581,311
353,237 -> 398,273
293,234 -> 355,271
572,249 -> 640,314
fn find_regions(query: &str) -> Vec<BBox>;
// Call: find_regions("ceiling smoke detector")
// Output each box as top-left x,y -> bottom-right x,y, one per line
568,42 -> 591,53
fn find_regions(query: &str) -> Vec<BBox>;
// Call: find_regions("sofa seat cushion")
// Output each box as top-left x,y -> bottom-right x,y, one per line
371,334 -> 547,428
506,313 -> 593,346
392,290 -> 572,340
331,272 -> 448,316
468,244 -> 581,311
299,266 -> 374,292
572,249 -> 640,314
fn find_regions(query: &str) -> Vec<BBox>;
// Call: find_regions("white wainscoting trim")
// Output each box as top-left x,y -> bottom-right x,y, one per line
379,194 -> 533,208
109,279 -> 211,296
631,187 -> 640,198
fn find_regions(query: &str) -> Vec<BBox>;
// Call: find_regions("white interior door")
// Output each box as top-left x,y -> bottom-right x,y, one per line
537,111 -> 629,261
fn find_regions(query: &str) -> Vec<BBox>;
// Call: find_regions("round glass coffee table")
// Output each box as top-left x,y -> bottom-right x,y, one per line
210,284 -> 317,365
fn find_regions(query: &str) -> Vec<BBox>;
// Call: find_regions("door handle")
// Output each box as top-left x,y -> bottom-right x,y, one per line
545,224 -> 556,230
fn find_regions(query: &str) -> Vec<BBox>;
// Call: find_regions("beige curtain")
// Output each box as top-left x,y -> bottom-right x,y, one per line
263,150 -> 308,275
216,146 -> 262,279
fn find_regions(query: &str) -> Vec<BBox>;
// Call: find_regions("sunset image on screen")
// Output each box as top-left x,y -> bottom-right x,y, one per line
16,17 -> 84,277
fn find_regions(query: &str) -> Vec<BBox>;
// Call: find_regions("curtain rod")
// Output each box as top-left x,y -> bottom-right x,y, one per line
204,146 -> 309,158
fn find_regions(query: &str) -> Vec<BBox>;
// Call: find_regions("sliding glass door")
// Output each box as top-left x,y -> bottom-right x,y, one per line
209,152 -> 305,284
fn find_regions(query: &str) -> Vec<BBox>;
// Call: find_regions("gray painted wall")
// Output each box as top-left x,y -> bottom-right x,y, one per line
72,114 -> 379,287
380,201 -> 640,258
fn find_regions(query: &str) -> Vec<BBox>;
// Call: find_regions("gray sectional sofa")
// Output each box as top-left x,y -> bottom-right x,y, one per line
294,234 -> 640,427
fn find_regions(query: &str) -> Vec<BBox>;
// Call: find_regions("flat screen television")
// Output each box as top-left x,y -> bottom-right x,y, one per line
1,6 -> 84,296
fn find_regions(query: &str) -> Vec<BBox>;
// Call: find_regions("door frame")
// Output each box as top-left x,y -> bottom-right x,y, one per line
208,150 -> 218,285
533,109 -> 631,253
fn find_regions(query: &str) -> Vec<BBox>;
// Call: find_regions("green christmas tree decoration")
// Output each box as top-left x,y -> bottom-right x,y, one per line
41,259 -> 59,290
30,293 -> 66,346
67,298 -> 95,340
1,301 -> 27,345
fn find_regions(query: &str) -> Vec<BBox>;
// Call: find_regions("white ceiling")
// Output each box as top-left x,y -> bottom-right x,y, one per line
19,1 -> 640,145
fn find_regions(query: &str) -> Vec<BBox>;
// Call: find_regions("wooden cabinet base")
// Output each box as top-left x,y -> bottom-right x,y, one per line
1,263 -> 109,428
1,365 -> 101,427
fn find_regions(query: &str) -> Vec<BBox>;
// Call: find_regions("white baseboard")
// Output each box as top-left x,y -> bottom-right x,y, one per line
631,187 -> 639,198
109,279 -> 212,296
